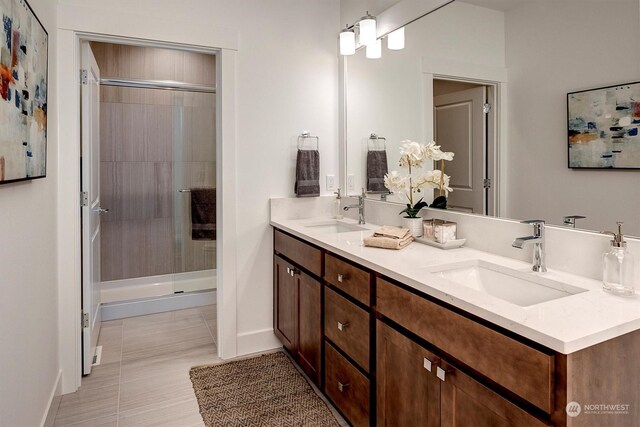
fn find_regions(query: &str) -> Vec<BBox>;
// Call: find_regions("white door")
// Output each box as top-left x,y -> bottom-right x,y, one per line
81,42 -> 103,375
434,86 -> 486,214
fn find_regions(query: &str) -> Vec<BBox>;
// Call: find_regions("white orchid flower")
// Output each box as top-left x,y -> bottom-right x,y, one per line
399,140 -> 425,167
416,170 -> 453,195
383,170 -> 409,194
423,141 -> 455,162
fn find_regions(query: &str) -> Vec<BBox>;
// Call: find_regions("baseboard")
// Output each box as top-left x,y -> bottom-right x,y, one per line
237,328 -> 281,356
101,290 -> 216,321
41,369 -> 62,427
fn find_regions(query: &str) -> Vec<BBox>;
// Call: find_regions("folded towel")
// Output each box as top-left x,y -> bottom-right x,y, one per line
367,150 -> 388,192
364,234 -> 414,250
373,226 -> 411,240
295,149 -> 320,197
191,188 -> 216,241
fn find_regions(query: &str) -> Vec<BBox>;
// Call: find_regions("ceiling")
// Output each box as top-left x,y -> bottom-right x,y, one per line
458,0 -> 633,12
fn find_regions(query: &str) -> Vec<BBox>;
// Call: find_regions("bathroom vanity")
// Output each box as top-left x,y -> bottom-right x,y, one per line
271,215 -> 640,427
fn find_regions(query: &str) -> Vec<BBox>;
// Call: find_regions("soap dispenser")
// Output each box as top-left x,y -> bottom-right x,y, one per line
334,188 -> 343,220
602,222 -> 636,297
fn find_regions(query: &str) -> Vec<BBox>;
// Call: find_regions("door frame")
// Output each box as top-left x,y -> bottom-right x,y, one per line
421,56 -> 508,217
433,80 -> 494,216
57,9 -> 238,394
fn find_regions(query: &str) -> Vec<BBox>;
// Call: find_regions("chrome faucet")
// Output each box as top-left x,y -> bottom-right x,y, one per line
343,188 -> 366,224
512,219 -> 547,272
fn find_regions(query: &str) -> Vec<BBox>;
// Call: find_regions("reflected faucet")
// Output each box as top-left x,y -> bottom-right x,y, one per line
343,188 -> 366,224
512,220 -> 547,272
563,215 -> 586,229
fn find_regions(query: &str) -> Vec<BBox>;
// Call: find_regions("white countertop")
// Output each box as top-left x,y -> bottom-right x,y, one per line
271,217 -> 640,354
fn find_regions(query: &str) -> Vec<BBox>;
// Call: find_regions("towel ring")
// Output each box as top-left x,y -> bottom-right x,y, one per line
367,133 -> 386,151
297,131 -> 319,151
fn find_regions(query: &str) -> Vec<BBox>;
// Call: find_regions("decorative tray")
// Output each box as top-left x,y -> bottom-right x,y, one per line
414,237 -> 466,250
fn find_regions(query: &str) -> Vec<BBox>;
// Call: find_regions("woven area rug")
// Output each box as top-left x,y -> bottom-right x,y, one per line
189,352 -> 340,427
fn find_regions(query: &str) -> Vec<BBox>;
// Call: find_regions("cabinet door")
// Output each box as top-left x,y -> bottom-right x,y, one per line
439,359 -> 550,427
296,270 -> 321,385
274,255 -> 296,353
377,321 -> 440,427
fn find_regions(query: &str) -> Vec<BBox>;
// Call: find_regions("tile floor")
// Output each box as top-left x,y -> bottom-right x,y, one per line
52,306 -> 219,427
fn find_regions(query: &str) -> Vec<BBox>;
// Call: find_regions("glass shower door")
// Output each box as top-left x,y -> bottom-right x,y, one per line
172,90 -> 217,293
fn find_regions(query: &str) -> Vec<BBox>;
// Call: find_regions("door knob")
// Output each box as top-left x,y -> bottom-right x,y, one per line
423,357 -> 439,372
337,321 -> 349,331
94,207 -> 109,214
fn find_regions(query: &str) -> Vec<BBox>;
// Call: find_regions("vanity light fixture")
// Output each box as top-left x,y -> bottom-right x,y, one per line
358,12 -> 377,46
366,39 -> 382,59
339,11 -> 383,58
387,27 -> 405,50
339,26 -> 356,55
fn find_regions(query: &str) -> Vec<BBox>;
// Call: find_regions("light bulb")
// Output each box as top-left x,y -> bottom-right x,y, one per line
339,28 -> 355,56
366,39 -> 382,59
358,12 -> 377,46
387,27 -> 405,50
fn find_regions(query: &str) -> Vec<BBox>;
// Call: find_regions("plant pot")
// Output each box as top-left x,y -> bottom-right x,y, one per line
402,216 -> 424,237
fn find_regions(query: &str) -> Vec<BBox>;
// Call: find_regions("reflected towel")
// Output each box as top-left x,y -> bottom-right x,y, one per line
367,150 -> 388,192
191,188 -> 216,241
363,234 -> 414,250
295,149 -> 320,197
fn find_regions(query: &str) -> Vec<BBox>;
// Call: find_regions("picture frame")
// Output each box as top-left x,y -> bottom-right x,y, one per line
567,81 -> 640,169
0,0 -> 48,184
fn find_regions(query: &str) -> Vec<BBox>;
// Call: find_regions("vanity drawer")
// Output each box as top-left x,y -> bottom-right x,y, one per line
325,287 -> 370,372
274,229 -> 322,277
325,342 -> 370,427
324,253 -> 371,305
376,278 -> 554,413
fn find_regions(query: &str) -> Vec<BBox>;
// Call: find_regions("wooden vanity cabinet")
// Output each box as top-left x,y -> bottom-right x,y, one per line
377,320 -> 549,427
272,227 -> 640,427
273,230 -> 322,385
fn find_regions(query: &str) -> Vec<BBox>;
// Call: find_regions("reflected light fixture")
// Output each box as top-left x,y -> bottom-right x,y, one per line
339,26 -> 356,55
387,27 -> 405,50
366,39 -> 382,59
358,12 -> 377,46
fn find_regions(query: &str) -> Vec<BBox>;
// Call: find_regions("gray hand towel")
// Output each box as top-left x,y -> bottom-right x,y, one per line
191,188 -> 216,241
295,149 -> 320,197
367,150 -> 388,192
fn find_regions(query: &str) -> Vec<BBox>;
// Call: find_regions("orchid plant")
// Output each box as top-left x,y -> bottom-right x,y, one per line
383,140 -> 454,218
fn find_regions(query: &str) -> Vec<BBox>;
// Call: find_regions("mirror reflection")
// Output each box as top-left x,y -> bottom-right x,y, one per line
344,0 -> 640,236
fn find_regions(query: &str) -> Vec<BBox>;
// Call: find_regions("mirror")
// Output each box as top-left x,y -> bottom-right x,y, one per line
343,0 -> 640,236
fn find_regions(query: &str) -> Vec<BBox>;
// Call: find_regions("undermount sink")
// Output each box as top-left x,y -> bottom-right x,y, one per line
429,260 -> 587,307
303,220 -> 368,234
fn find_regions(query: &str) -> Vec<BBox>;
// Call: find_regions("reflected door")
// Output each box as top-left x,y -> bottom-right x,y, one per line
434,87 -> 486,214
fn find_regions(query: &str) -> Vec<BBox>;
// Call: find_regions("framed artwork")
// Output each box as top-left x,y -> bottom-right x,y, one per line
568,81 -> 640,169
0,0 -> 48,184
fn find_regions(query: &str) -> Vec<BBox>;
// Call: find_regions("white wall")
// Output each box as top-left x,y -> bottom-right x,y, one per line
506,0 -> 640,236
345,2 -> 504,200
0,0 -> 60,425
57,0 -> 340,355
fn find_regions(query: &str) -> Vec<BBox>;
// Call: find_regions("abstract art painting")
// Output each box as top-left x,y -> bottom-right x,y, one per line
0,0 -> 47,184
568,82 -> 640,169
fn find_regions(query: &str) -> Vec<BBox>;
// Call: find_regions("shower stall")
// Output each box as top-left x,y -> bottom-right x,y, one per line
91,42 -> 217,310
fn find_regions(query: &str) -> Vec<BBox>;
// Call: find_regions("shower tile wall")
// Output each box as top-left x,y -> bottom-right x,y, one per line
92,43 -> 216,282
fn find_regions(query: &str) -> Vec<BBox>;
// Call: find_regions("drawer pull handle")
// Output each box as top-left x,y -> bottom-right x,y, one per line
337,273 -> 349,283
337,381 -> 350,393
423,357 -> 432,372
423,357 -> 440,372
436,366 -> 453,382
286,267 -> 291,275
337,321 -> 350,331
290,268 -> 298,277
